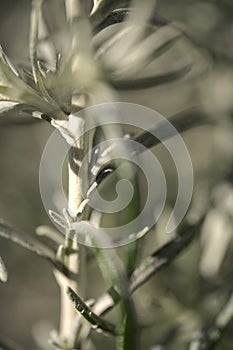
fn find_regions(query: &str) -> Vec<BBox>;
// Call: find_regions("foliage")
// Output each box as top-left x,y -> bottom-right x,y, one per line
0,1 -> 233,350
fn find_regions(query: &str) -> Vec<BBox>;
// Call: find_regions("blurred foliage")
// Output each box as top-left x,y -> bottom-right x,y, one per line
0,1 -> 232,350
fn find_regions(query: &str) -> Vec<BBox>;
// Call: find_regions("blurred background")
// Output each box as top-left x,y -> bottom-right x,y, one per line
0,0 -> 233,349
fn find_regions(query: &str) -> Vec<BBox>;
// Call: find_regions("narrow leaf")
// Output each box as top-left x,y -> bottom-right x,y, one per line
0,46 -> 59,118
93,8 -> 130,34
111,65 -> 192,90
134,108 -> 212,152
93,8 -> 169,34
129,217 -> 205,294
30,0 -> 43,85
0,220 -> 54,261
0,220 -> 77,280
90,0 -> 131,27
48,210 -> 67,230
92,215 -> 206,316
67,287 -> 117,335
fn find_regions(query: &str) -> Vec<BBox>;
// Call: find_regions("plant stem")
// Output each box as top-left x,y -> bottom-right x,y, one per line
55,142 -> 86,347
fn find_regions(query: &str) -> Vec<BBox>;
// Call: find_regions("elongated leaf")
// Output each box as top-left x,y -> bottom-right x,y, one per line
0,220 -> 54,261
93,8 -> 169,34
67,287 -> 117,335
90,0 -> 131,27
101,24 -> 182,78
0,47 -> 59,117
30,0 -> 42,85
0,220 -> 76,279
92,214 -> 206,317
93,8 -> 130,34
134,108 -> 212,151
48,210 -> 67,230
129,216 -> 205,294
110,65 -> 192,90
30,0 -> 61,110
0,47 -> 34,98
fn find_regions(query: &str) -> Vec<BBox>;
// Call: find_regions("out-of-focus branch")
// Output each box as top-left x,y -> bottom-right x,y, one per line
188,291 -> 233,350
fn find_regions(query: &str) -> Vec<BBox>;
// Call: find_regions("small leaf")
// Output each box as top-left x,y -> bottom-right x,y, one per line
0,255 -> 8,282
48,210 -> 67,230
